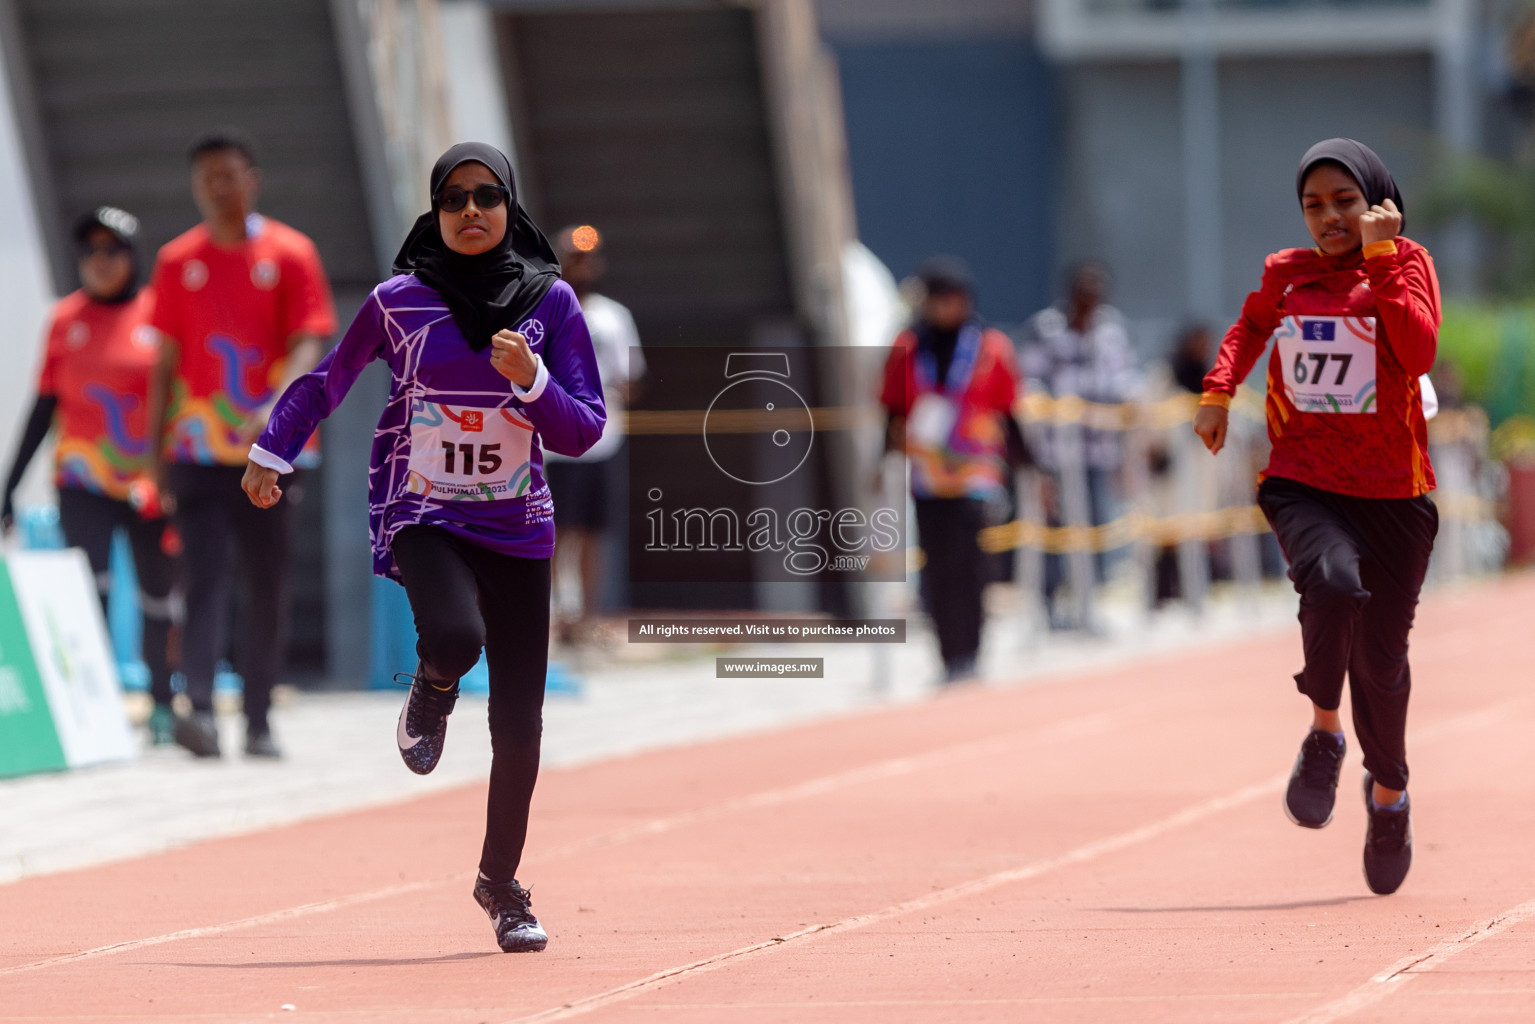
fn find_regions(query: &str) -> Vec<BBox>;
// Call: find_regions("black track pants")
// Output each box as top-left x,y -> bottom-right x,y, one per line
390,525 -> 550,883
913,497 -> 987,671
169,463 -> 294,732
1258,476 -> 1438,792
57,487 -> 180,708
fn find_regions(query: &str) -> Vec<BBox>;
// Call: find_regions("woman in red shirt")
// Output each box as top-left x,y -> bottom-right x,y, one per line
1194,139 -> 1438,896
2,207 -> 180,744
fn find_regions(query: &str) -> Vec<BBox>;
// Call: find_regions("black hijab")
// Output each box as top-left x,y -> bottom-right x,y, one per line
391,142 -> 561,351
1295,138 -> 1406,232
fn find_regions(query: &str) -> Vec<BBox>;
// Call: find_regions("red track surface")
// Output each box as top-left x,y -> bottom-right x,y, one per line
5,577 -> 1535,1023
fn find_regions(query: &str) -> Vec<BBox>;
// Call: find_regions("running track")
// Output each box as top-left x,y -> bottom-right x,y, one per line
5,577 -> 1535,1023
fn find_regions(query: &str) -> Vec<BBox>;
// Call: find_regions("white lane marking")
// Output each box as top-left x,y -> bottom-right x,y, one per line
0,876 -> 460,978
0,711 -> 1121,978
501,695 -> 1535,1024
532,709 -> 1121,862
1280,896 -> 1535,1024
7,691 -> 1527,993
505,774 -> 1290,1024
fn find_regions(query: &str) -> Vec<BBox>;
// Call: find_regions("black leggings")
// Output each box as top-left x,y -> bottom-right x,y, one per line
57,487 -> 179,708
1258,476 -> 1438,792
390,525 -> 550,883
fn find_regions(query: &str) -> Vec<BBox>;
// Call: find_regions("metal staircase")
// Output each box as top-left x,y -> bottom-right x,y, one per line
0,0 -> 384,674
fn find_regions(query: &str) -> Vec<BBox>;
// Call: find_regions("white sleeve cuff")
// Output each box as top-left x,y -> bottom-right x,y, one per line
249,444 -> 295,475
510,355 -> 550,403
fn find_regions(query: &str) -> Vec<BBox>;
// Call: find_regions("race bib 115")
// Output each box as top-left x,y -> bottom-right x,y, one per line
406,400 -> 535,501
1273,315 -> 1377,414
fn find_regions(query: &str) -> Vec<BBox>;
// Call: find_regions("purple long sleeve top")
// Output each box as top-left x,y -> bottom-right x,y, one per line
256,275 -> 605,579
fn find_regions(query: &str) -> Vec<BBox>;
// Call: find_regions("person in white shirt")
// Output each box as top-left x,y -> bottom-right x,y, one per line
1019,261 -> 1142,626
544,225 -> 644,643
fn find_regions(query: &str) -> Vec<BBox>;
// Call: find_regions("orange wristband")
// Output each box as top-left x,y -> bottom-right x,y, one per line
1198,391 -> 1232,410
1362,240 -> 1398,261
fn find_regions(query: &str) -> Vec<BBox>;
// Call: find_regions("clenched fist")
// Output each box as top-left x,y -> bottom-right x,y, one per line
1359,197 -> 1402,248
1193,404 -> 1229,455
489,329 -> 537,389
242,460 -> 283,508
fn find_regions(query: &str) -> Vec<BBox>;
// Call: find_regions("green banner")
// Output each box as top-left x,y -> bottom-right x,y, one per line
0,560 -> 65,777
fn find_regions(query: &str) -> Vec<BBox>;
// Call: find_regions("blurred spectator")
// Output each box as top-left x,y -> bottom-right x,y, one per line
2,206 -> 182,744
544,225 -> 643,646
1019,261 -> 1141,625
1150,323 -> 1213,605
146,129 -> 337,759
1168,323 -> 1213,396
1430,358 -> 1465,411
879,256 -> 1023,682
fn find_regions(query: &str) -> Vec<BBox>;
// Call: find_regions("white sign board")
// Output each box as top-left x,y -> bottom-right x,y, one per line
6,550 -> 133,767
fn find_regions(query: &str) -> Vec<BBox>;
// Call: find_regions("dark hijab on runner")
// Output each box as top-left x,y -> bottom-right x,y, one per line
391,142 -> 561,351
1295,138 -> 1406,232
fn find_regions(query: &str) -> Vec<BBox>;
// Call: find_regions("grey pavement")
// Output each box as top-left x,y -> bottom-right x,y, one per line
0,583 -> 1302,885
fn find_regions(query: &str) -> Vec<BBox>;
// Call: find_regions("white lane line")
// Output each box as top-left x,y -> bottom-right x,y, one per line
0,876 -> 461,978
0,711 -> 1122,978
6,688 -> 1525,991
505,774 -> 1290,1024
532,709 -> 1121,861
502,694 -> 1535,1024
1281,896 -> 1535,1024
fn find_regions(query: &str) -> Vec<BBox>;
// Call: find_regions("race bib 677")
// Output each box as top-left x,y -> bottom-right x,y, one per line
1273,315 -> 1377,414
406,400 -> 536,501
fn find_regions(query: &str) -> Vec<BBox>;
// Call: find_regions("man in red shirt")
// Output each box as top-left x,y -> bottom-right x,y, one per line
146,129 -> 337,758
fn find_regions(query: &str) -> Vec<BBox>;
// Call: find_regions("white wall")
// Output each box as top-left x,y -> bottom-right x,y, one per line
438,1 -> 518,169
0,46 -> 58,512
1056,53 -> 1436,357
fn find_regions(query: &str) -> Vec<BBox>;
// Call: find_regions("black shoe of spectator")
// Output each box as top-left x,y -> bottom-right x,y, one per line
245,728 -> 282,759
173,711 -> 221,758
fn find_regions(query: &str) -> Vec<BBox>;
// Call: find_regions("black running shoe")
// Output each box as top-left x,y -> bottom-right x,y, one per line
174,710 -> 221,758
1284,729 -> 1346,828
1362,772 -> 1412,895
245,728 -> 282,759
473,876 -> 548,952
395,664 -> 458,775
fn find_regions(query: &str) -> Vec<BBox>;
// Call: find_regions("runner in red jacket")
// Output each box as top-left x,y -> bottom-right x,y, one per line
1194,139 -> 1439,895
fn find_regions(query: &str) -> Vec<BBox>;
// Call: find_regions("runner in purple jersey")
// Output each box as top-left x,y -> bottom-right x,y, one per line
252,266 -> 601,572
242,143 -> 604,953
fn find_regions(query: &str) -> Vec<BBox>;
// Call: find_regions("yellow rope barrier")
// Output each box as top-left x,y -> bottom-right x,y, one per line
969,494 -> 1494,557
618,387 -> 1497,561
975,505 -> 1272,555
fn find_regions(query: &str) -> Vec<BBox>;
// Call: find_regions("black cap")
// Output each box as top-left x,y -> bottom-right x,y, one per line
916,255 -> 974,297
72,205 -> 140,247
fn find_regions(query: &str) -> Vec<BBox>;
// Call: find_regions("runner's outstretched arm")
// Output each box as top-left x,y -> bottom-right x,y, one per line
1194,259 -> 1288,454
243,291 -> 386,508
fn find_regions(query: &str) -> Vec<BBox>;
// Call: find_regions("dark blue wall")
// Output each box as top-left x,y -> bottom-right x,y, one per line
831,38 -> 1057,326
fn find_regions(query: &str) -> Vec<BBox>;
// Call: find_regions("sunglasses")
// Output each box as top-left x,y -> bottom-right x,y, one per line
435,184 -> 509,213
80,241 -> 131,258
